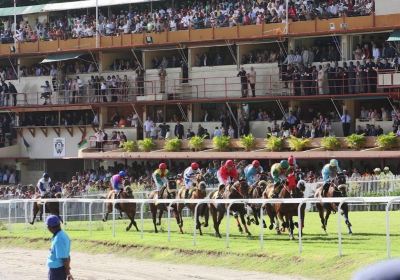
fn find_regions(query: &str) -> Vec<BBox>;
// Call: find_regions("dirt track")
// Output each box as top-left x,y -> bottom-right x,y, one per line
0,248 -> 307,280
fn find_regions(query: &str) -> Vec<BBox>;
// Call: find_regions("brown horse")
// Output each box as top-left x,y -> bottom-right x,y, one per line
209,180 -> 250,238
263,177 -> 306,239
102,185 -> 139,232
176,174 -> 209,235
314,173 -> 352,234
246,180 -> 268,228
30,193 -> 62,225
148,178 -> 180,233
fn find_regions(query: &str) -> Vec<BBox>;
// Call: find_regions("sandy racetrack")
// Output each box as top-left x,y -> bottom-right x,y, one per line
0,248 -> 307,280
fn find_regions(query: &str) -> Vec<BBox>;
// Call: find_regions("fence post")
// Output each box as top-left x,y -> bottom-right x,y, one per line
43,202 -> 47,231
385,197 -> 400,258
8,200 -> 12,232
259,202 -> 267,250
24,201 -> 28,230
112,201 -> 116,238
140,201 -> 146,239
88,201 -> 93,236
226,199 -> 246,248
62,201 -> 67,228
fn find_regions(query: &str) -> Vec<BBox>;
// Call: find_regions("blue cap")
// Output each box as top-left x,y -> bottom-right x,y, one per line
119,171 -> 126,177
46,215 -> 60,227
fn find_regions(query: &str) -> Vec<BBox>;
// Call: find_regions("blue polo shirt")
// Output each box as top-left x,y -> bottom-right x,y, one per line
47,230 -> 71,269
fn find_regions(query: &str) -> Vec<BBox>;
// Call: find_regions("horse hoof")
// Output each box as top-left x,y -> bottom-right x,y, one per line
247,220 -> 251,226
294,222 -> 299,228
269,225 -> 274,230
102,219 -> 106,222
247,232 -> 252,237
289,235 -> 295,241
156,222 -> 161,226
255,221 -> 259,226
126,227 -> 130,232
276,230 -> 281,235
204,223 -> 208,228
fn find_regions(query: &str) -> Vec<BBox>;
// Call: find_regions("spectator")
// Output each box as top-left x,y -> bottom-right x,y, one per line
247,66 -> 256,97
341,110 -> 352,136
237,67 -> 248,98
158,67 -> 167,94
174,121 -> 184,139
143,117 -> 153,138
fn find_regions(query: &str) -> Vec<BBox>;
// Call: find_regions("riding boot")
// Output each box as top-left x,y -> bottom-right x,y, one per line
322,182 -> 330,197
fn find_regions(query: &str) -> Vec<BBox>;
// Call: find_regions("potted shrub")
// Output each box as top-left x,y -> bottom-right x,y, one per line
212,135 -> 231,151
345,134 -> 366,150
119,140 -> 138,152
164,137 -> 182,152
240,134 -> 256,151
265,136 -> 283,151
287,136 -> 310,151
138,138 -> 155,152
189,136 -> 205,151
320,136 -> 341,151
376,132 -> 398,150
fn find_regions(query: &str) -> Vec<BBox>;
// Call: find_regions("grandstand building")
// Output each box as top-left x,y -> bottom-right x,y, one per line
0,0 -> 399,183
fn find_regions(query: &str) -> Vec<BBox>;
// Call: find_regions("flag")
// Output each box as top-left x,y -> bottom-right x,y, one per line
22,136 -> 30,149
78,131 -> 87,148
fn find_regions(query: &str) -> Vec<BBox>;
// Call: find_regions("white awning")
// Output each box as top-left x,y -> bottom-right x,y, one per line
43,0 -> 163,12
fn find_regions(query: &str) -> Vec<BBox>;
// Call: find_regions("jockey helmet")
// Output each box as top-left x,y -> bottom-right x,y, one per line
297,180 -> 306,190
374,167 -> 381,173
329,159 -> 338,167
252,160 -> 260,168
384,166 -> 390,171
288,155 -> 296,166
225,160 -> 234,167
191,162 -> 199,170
119,171 -> 126,177
43,173 -> 49,179
159,163 -> 167,170
280,160 -> 289,169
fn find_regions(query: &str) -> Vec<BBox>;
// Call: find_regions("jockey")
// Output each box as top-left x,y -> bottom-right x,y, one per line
321,159 -> 342,195
37,173 -> 52,198
52,182 -> 63,195
183,162 -> 200,198
111,171 -> 126,198
244,160 -> 264,186
270,160 -> 290,198
152,163 -> 169,198
288,155 -> 297,172
217,160 -> 239,186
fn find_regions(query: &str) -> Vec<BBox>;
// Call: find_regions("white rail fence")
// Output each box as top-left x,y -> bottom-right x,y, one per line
0,197 -> 400,258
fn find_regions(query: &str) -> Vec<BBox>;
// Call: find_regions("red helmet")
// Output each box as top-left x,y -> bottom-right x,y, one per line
191,162 -> 199,170
225,160 -> 234,167
288,155 -> 296,166
252,160 -> 260,168
159,163 -> 167,170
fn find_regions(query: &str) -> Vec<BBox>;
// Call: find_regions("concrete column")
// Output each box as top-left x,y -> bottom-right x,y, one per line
288,38 -> 295,53
236,45 -> 240,69
99,107 -> 108,129
187,48 -> 192,70
340,35 -> 350,61
142,105 -> 147,138
187,104 -> 193,125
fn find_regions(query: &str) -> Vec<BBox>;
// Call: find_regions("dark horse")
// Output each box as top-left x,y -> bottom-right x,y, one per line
176,174 -> 209,235
30,193 -> 62,225
102,181 -> 139,232
209,180 -> 250,238
148,178 -> 180,233
263,174 -> 306,239
314,173 -> 353,234
246,179 -> 268,228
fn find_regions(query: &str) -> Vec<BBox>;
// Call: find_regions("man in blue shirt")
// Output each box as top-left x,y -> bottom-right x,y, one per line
46,215 -> 73,280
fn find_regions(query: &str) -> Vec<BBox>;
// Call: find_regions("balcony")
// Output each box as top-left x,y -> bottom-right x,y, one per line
1,14 -> 397,57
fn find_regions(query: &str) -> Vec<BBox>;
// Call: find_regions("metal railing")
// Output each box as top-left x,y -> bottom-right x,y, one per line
1,196 -> 399,257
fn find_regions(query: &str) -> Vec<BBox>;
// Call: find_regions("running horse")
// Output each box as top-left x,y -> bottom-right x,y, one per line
148,177 -> 180,233
176,174 -> 209,235
102,180 -> 139,231
263,173 -> 306,239
30,192 -> 62,225
314,172 -> 353,234
208,180 -> 251,238
246,178 -> 268,228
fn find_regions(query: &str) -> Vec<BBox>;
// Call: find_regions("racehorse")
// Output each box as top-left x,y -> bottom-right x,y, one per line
102,181 -> 139,232
314,173 -> 352,234
263,174 -> 306,239
30,192 -> 63,225
209,180 -> 251,238
246,179 -> 268,228
176,174 -> 209,235
148,177 -> 180,233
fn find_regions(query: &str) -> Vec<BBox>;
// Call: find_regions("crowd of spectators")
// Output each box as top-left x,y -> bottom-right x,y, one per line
0,0 -> 375,44
19,110 -> 94,127
0,114 -> 16,146
241,48 -> 280,64
151,55 -> 181,69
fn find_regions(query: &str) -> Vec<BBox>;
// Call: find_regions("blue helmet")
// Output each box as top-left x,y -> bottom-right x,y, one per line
119,171 -> 126,177
43,173 -> 49,179
329,159 -> 339,168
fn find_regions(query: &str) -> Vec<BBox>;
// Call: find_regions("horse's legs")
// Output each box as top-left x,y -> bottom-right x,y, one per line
150,205 -> 158,233
210,205 -> 220,238
265,204 -> 275,231
157,207 -> 163,226
175,209 -> 183,234
239,209 -> 251,236
30,203 -> 39,225
288,216 -> 295,240
102,203 -> 112,222
254,208 -> 260,226
203,204 -> 209,228
317,203 -> 326,232
234,211 -> 243,234
324,208 -> 332,231
341,203 -> 353,234
125,211 -> 139,232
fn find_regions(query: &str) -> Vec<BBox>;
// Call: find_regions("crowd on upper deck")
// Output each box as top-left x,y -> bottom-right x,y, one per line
0,0 -> 375,43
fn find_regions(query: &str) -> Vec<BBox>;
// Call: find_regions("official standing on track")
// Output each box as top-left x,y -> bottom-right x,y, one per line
46,215 -> 74,280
